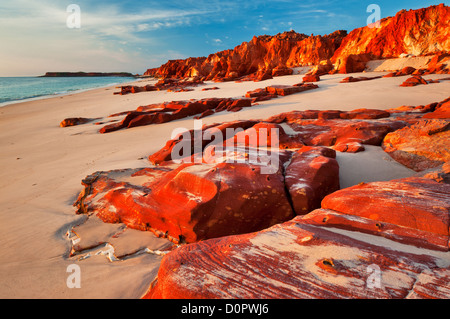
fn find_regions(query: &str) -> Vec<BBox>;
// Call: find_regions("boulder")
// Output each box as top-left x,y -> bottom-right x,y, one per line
285,146 -> 340,214
332,142 -> 365,153
331,5 -> 450,67
340,76 -> 381,83
145,203 -> 450,298
271,65 -> 294,77
74,162 -> 294,244
99,98 -> 256,133
319,176 -> 450,250
423,100 -> 450,119
144,30 -> 346,81
340,109 -> 390,120
382,119 -> 450,171
398,66 -> 417,76
223,122 -> 304,150
144,174 -> 450,299
400,76 -> 428,87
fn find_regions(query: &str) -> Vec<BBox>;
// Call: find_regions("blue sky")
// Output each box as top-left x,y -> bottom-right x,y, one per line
0,0 -> 448,76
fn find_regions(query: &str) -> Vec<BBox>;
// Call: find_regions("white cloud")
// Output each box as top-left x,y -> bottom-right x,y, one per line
0,0 -> 217,75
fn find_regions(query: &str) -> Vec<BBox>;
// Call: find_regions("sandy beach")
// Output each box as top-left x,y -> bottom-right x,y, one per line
0,68 -> 449,298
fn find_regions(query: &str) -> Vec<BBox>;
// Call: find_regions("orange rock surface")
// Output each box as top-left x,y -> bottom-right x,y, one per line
145,175 -> 450,299
332,4 -> 450,73
143,5 -> 450,78
144,30 -> 347,81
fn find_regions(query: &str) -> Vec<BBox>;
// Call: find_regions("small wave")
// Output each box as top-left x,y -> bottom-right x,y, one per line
0,77 -> 136,107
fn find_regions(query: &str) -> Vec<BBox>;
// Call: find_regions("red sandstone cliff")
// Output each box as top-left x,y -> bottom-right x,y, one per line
144,4 -> 449,79
332,4 -> 450,73
144,30 -> 347,81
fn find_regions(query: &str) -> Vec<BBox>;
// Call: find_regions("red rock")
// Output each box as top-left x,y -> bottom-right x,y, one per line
412,69 -> 425,75
225,98 -> 252,112
264,110 -> 320,123
285,146 -> 340,215
265,84 -> 318,96
265,85 -> 302,96
400,75 -> 428,87
251,95 -> 276,103
383,72 -> 396,78
145,206 -> 450,298
116,78 -> 203,95
423,100 -> 450,119
308,60 -> 334,76
340,76 -> 381,83
340,108 -> 390,119
225,122 -> 304,150
318,110 -> 342,119
302,74 -> 320,82
144,30 -> 347,81
253,69 -> 274,82
332,5 -> 450,72
288,118 -> 406,149
271,65 -> 293,77
74,161 -> 294,244
104,101 -> 211,133
60,117 -> 92,127
245,88 -> 269,98
320,177 -> 450,250
332,142 -> 365,153
335,53 -> 372,73
415,162 -> 450,184
263,110 -> 404,153
386,101 -> 440,115
99,98 -> 255,133
382,119 -> 450,171
143,6 -> 449,80
148,120 -> 259,165
144,168 -> 450,299
399,66 -> 417,75
246,84 -> 318,102
239,69 -> 274,82
194,109 -> 214,119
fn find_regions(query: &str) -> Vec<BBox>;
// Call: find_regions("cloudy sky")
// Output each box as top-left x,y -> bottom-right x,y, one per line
0,0 -> 447,76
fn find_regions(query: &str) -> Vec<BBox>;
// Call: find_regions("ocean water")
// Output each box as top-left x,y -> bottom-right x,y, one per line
0,76 -> 136,106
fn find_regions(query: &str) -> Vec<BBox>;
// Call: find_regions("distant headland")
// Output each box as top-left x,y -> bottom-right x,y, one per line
41,72 -> 136,77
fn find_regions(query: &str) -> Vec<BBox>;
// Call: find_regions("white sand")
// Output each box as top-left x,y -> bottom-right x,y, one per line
0,69 -> 449,298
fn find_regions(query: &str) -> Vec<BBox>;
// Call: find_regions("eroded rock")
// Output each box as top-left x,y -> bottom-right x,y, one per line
382,119 -> 450,171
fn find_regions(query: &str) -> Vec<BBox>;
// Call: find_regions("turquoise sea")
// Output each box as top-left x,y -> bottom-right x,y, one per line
0,76 -> 136,106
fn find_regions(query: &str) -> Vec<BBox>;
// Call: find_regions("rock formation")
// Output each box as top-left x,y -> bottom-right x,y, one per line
382,119 -> 450,172
75,120 -> 341,243
60,117 -> 94,127
144,30 -> 347,81
145,174 -> 450,299
142,5 -> 450,78
331,4 -> 450,73
99,84 -> 319,134
74,160 -> 296,244
70,91 -> 450,298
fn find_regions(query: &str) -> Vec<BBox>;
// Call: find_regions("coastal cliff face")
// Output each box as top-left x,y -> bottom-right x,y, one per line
332,4 -> 450,72
144,30 -> 347,81
144,4 -> 450,79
